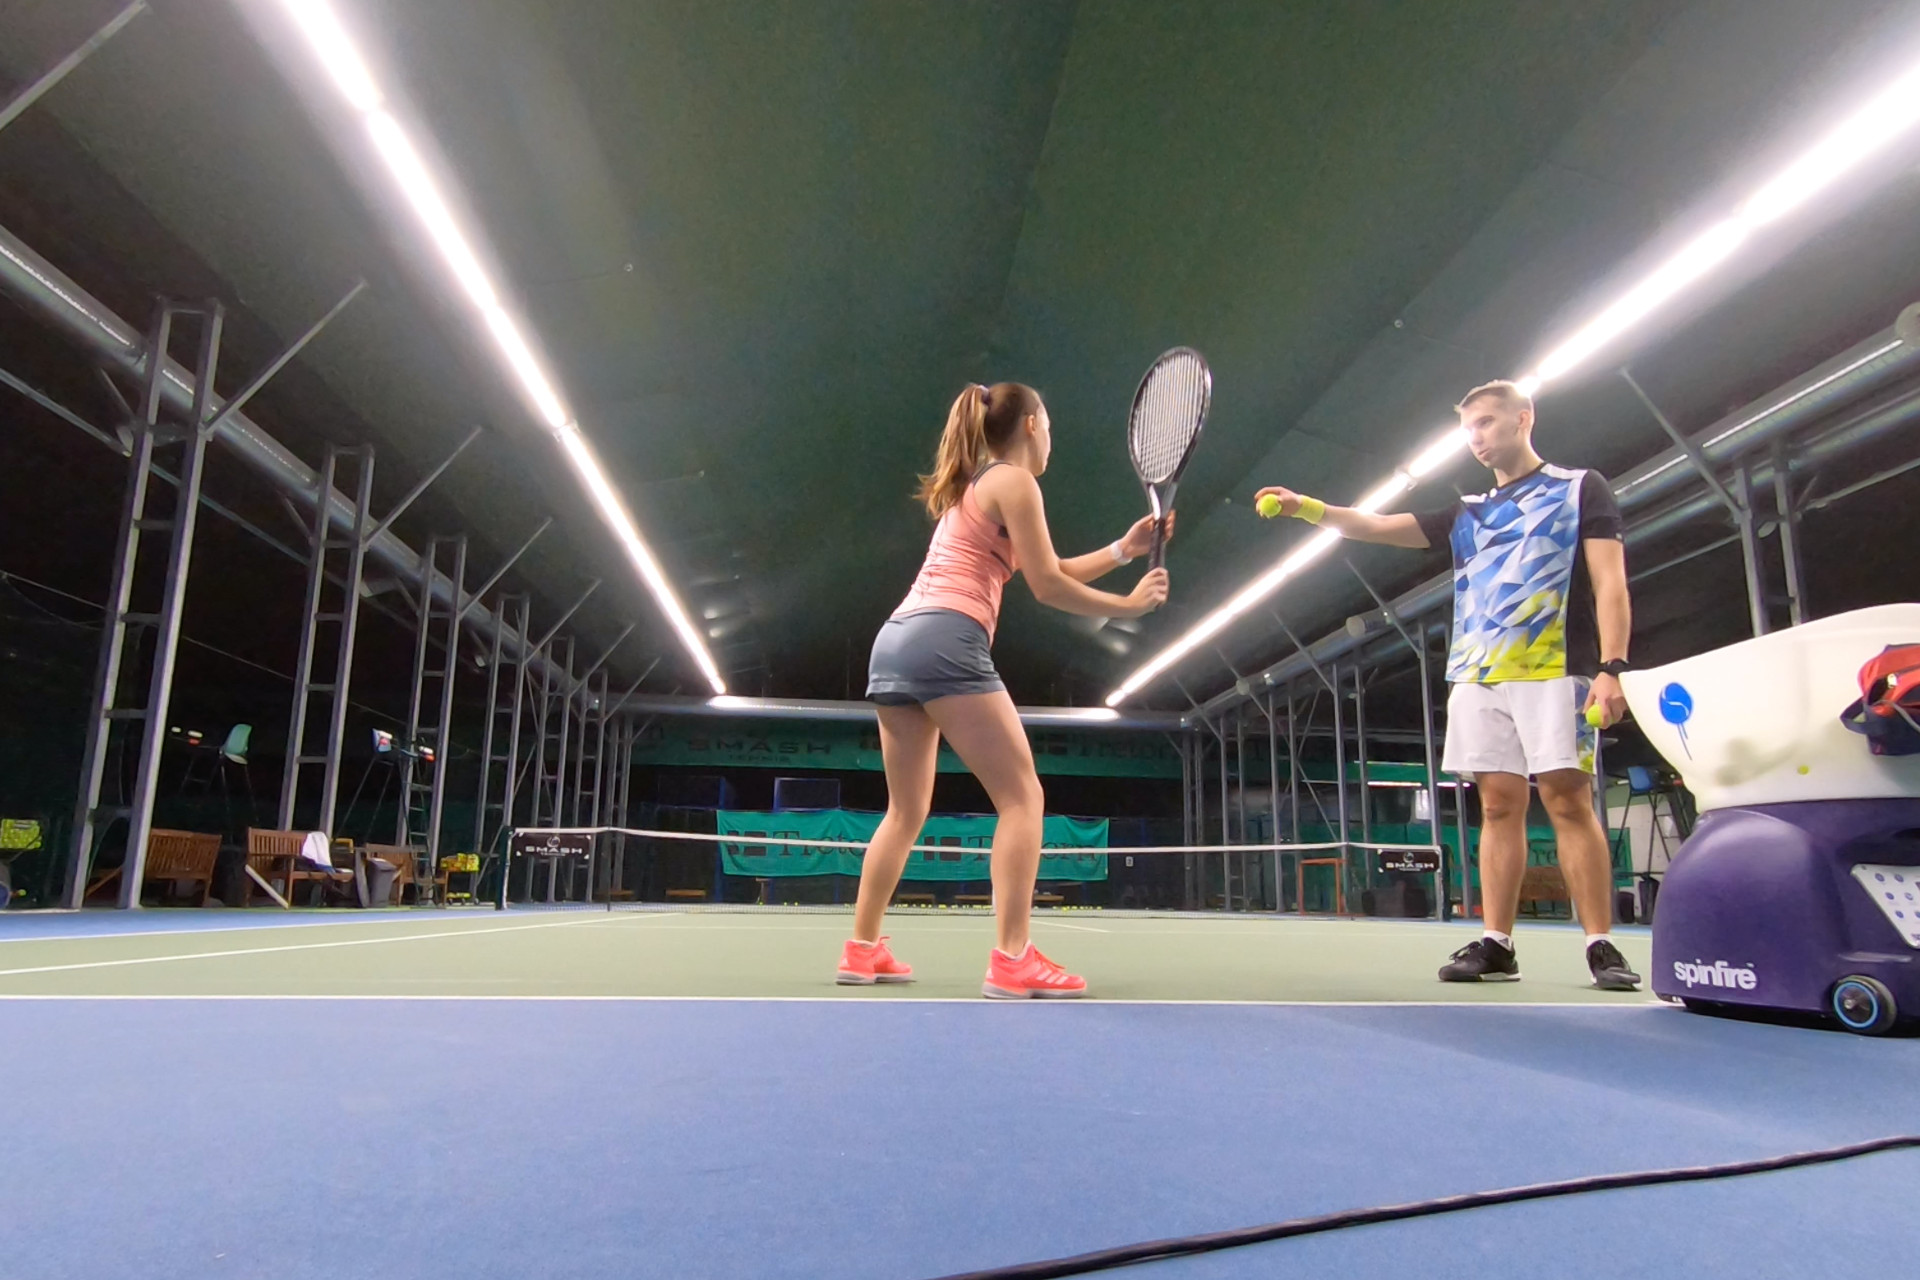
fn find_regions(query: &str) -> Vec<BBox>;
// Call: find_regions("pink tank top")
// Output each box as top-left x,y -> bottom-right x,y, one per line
893,462 -> 1018,640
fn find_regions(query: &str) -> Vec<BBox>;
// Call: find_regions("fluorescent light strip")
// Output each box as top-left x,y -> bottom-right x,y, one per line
557,426 -> 723,692
276,0 -> 725,693
1108,45 -> 1920,706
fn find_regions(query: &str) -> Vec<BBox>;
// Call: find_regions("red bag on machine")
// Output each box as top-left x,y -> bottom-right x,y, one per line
1840,644 -> 1920,756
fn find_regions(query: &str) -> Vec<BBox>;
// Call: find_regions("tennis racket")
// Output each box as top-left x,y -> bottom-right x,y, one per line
1126,346 -> 1212,570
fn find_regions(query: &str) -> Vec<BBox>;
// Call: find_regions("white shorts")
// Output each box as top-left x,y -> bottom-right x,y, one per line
1442,676 -> 1596,778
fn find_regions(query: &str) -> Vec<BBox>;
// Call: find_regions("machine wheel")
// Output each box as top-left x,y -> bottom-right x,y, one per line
1830,976 -> 1899,1035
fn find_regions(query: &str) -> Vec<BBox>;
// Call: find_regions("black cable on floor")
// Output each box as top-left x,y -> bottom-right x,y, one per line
924,1134 -> 1920,1280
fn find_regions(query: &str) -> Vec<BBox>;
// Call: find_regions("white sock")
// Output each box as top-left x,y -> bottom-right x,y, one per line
995,943 -> 1030,961
1586,934 -> 1612,951
848,938 -> 876,949
1483,930 -> 1513,950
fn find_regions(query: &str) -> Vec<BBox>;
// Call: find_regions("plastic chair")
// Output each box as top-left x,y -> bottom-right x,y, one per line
221,724 -> 251,764
179,724 -> 257,837
1617,764 -> 1689,920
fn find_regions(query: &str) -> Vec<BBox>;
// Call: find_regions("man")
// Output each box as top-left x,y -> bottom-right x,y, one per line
1255,380 -> 1639,990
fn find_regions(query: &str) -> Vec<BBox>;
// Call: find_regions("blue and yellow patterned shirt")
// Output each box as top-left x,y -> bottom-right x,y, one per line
1414,464 -> 1621,684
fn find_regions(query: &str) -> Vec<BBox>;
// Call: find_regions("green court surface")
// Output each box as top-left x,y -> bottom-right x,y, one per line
0,909 -> 1655,1003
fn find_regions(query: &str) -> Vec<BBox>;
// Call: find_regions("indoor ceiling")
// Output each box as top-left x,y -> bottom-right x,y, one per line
3,0 -> 1919,713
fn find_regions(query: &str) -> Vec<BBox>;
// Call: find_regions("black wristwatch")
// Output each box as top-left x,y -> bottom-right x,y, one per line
1598,659 -> 1632,678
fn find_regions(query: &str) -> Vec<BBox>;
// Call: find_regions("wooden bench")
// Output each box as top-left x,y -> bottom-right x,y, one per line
86,829 -> 221,905
1518,864 -> 1572,917
665,887 -> 708,901
955,894 -> 993,906
892,892 -> 936,906
1033,893 -> 1064,906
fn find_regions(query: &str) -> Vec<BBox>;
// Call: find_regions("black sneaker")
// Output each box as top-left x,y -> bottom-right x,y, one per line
1587,938 -> 1641,991
1439,937 -> 1521,982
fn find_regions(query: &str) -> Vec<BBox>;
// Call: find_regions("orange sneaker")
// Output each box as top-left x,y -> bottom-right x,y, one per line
837,937 -> 914,985
982,943 -> 1087,999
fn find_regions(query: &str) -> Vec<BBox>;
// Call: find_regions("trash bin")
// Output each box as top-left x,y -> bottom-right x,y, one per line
363,856 -> 400,908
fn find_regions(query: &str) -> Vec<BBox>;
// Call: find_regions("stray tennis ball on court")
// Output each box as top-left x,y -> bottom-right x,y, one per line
1798,765 -> 1811,775
1585,705 -> 1607,728
1256,494 -> 1283,518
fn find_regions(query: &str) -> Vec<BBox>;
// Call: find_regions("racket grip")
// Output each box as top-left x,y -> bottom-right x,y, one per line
1149,523 -> 1166,571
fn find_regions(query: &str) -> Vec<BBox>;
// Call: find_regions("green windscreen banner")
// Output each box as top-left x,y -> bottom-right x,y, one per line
716,810 -> 1109,881
633,718 -> 1179,779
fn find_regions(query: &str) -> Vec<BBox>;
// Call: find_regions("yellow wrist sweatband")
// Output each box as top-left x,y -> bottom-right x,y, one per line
1294,496 -> 1327,525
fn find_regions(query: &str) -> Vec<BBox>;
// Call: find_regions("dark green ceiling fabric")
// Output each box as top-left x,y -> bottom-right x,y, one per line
4,0 -> 1919,710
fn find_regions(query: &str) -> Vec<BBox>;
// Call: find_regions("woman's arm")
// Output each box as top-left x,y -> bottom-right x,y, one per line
981,469 -> 1166,618
1059,512 -> 1177,583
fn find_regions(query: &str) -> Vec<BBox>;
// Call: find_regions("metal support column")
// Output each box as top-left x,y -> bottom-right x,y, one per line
607,714 -> 635,900
1178,733 -> 1193,850
1417,627 -> 1444,920
1445,627 -> 1473,920
1216,715 -> 1229,910
1771,442 -> 1808,626
67,299 -> 223,908
398,535 -> 468,900
1235,708 -> 1250,909
1266,692 -> 1280,912
1352,663 -> 1371,846
1732,463 -> 1769,636
1349,561 -> 1446,918
1329,659 -> 1349,914
526,637 -> 576,901
1189,729 -> 1204,909
475,594 -> 530,866
580,669 -> 612,900
280,443 -> 374,834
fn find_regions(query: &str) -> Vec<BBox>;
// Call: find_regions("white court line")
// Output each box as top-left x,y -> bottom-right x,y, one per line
0,992 -> 1668,1007
1031,918 -> 1110,933
0,913 -> 653,979
0,910 -> 523,946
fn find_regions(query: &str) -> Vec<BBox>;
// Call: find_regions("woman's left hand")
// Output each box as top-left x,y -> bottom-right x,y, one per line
1118,510 -> 1175,561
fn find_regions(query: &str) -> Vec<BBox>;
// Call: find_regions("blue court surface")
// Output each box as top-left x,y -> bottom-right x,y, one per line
3,916 -> 1917,1280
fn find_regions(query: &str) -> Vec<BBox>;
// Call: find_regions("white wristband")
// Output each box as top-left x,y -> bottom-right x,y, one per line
1109,541 -> 1133,565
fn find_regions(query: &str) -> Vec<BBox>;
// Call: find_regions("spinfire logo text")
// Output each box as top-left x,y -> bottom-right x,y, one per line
1672,959 -> 1758,990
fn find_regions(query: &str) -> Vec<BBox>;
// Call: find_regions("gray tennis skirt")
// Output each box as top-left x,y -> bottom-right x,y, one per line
866,608 -> 1006,705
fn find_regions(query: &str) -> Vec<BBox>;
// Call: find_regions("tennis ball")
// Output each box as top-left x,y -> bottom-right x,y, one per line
1585,705 -> 1607,728
1256,493 -> 1283,518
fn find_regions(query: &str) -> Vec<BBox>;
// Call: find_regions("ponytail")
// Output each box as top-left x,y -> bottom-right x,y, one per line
916,384 -> 990,517
914,381 -> 1043,518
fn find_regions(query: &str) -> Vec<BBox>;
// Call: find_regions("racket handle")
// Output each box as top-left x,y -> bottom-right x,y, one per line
1150,521 -> 1166,571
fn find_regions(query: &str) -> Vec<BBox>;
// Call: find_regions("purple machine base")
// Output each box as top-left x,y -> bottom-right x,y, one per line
1651,797 -> 1920,1020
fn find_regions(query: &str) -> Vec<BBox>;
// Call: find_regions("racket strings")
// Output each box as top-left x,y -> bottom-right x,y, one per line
1129,352 -> 1209,483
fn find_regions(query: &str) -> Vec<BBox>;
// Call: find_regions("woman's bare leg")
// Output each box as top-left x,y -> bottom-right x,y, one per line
850,703 -> 940,942
923,690 -> 1044,955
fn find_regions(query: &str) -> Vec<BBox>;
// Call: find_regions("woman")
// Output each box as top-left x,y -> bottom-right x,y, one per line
837,381 -> 1171,998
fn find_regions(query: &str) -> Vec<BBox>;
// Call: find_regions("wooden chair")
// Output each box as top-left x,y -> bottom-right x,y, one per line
1297,855 -> 1347,915
362,843 -> 421,906
86,829 -> 221,905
